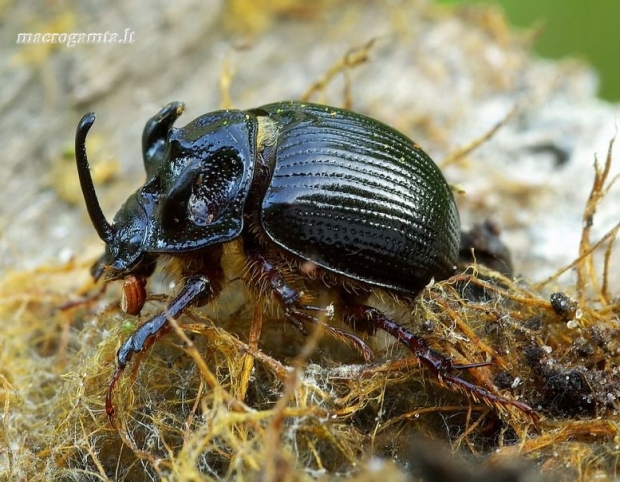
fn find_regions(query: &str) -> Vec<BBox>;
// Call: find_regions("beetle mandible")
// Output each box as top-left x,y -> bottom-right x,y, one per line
75,101 -> 534,422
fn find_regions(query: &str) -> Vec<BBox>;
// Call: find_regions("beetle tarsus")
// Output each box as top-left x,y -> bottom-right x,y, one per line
439,371 -> 537,421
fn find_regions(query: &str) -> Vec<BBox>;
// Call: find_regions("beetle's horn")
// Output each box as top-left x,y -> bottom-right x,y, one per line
75,113 -> 115,244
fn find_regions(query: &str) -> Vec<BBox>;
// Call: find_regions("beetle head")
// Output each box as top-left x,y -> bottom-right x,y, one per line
76,106 -> 258,279
103,194 -> 150,272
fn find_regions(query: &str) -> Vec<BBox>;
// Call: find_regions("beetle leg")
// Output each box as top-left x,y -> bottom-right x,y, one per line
106,274 -> 213,423
251,255 -> 373,361
342,305 -> 536,420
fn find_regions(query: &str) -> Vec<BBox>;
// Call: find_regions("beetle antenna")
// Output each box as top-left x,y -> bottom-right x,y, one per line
75,113 -> 115,243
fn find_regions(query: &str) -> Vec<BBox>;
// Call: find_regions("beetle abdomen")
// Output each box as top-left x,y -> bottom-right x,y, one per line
258,102 -> 460,294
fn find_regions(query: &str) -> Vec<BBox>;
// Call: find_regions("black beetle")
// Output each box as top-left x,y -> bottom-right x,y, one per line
75,101 -> 533,422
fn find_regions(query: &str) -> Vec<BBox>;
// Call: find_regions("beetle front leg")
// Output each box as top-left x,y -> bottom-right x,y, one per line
342,305 -> 536,420
251,254 -> 373,361
106,274 -> 213,423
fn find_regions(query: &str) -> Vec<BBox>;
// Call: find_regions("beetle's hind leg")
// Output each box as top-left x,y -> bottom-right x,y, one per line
247,254 -> 374,361
342,305 -> 536,420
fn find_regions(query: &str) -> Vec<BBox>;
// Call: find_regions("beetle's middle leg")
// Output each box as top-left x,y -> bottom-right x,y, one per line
342,304 -> 536,419
246,253 -> 373,361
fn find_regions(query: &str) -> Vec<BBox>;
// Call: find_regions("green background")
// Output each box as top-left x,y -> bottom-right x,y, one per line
438,0 -> 620,102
